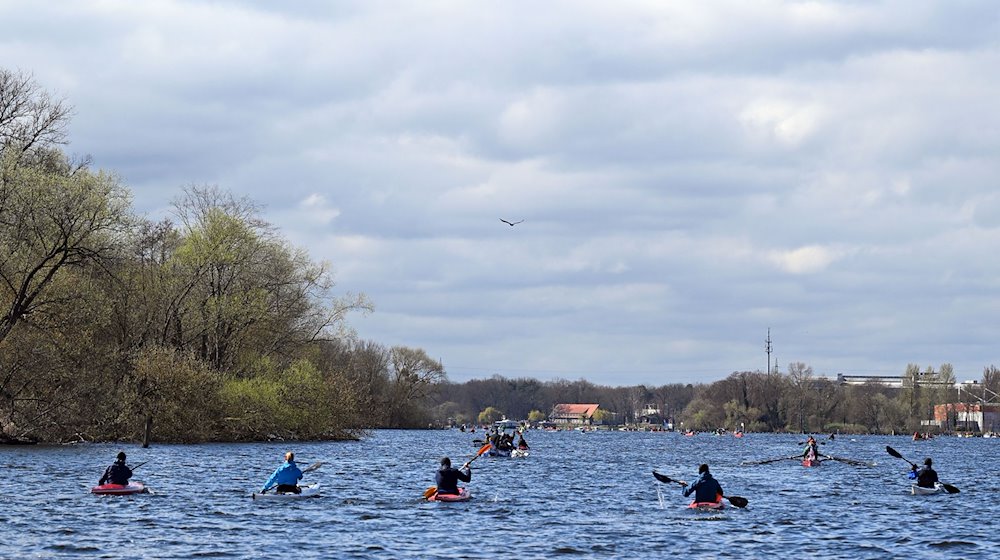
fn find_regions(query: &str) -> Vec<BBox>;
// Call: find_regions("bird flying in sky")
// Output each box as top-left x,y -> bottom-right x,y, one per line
500,218 -> 524,226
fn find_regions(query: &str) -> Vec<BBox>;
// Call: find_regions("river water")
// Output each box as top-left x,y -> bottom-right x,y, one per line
1,430 -> 997,559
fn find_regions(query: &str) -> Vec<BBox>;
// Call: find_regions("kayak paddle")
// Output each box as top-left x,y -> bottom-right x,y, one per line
423,443 -> 492,499
740,455 -> 800,466
885,446 -> 959,494
819,454 -> 872,467
651,471 -> 749,508
130,461 -> 148,471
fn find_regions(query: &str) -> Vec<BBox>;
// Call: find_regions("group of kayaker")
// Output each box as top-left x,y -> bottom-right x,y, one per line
98,450 -> 309,494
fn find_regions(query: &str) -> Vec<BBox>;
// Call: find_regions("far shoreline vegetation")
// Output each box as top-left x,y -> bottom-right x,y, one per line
3,69 -> 999,446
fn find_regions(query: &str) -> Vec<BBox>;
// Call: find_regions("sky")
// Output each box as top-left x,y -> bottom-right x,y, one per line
2,0 -> 1000,386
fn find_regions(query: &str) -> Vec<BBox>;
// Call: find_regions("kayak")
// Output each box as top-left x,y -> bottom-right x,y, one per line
802,459 -> 821,467
488,447 -> 512,458
688,500 -> 724,510
91,482 -> 147,495
911,483 -> 944,495
252,483 -> 321,500
428,487 -> 471,502
512,449 -> 529,458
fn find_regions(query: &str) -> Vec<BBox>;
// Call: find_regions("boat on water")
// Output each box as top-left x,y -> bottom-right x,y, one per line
252,483 -> 321,500
91,482 -> 147,495
488,446 -> 512,458
511,449 -> 529,458
802,458 -> 821,467
428,487 -> 471,502
911,483 -> 945,495
688,500 -> 724,511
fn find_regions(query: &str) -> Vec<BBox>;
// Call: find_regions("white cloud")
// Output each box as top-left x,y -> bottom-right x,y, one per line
768,245 -> 848,275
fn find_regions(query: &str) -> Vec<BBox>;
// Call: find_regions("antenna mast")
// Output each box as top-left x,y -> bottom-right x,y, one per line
765,328 -> 773,374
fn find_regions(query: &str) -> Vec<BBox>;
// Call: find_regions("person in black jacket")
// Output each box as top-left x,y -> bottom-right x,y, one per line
682,464 -> 724,504
99,452 -> 133,486
435,457 -> 471,495
916,457 -> 939,489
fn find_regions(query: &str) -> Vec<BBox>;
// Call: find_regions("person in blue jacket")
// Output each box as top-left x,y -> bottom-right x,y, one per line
682,464 -> 724,504
98,452 -> 133,485
261,451 -> 303,494
435,456 -> 471,495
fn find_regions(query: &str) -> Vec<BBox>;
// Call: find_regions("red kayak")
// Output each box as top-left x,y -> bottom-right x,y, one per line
91,482 -> 147,495
802,459 -> 821,467
428,488 -> 471,502
688,500 -> 725,510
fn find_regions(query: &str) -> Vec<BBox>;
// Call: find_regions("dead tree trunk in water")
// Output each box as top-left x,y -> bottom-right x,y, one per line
142,415 -> 153,448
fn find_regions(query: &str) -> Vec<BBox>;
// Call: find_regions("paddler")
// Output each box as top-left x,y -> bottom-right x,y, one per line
98,451 -> 133,486
801,436 -> 820,461
261,451 -> 303,494
517,432 -> 529,450
915,457 -> 939,489
436,456 -> 471,495
681,464 -> 724,504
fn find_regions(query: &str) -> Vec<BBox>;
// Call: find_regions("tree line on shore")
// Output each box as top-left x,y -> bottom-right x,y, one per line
428,364 -> 1000,434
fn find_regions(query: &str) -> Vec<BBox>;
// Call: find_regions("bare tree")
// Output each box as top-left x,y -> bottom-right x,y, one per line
0,69 -> 72,164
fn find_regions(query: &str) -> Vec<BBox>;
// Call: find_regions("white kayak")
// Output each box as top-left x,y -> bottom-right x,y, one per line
253,483 -> 321,500
911,483 -> 944,495
512,449 -> 530,458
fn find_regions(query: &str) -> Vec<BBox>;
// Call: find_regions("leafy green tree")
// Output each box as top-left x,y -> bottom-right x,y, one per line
527,410 -> 546,423
478,406 -> 504,424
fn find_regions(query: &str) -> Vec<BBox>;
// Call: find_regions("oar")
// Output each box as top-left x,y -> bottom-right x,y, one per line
130,461 -> 148,471
740,455 -> 800,466
885,446 -> 960,494
819,454 -> 872,467
423,443 -> 492,499
651,471 -> 749,508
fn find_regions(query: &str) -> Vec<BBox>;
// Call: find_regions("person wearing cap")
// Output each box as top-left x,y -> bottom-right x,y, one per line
435,456 -> 471,495
98,452 -> 133,486
915,457 -> 939,489
681,464 -> 724,504
261,451 -> 303,494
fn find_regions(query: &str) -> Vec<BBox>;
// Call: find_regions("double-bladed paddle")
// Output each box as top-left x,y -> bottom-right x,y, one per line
885,446 -> 959,494
302,461 -> 323,474
740,454 -> 800,466
651,470 -> 749,508
423,443 -> 492,499
819,454 -> 872,467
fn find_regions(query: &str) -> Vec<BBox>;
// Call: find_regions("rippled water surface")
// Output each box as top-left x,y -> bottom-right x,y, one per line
2,430 -> 998,559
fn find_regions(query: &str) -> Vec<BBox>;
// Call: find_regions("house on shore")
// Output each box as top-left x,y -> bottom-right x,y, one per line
550,403 -> 600,425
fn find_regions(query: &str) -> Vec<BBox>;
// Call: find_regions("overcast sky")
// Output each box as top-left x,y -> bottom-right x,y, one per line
3,1 -> 1000,385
